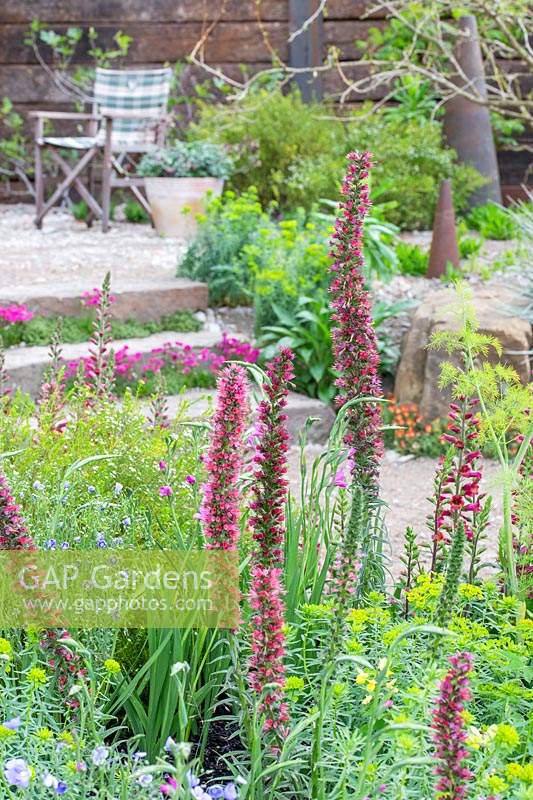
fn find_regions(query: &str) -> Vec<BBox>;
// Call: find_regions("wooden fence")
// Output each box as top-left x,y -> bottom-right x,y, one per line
0,0 -> 530,199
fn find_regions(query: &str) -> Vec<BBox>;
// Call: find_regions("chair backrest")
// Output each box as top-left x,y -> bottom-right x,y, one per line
94,67 -> 172,150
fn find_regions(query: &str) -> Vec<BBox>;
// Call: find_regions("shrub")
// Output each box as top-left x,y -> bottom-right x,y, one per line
124,199 -> 150,223
137,140 -> 233,179
189,86 -> 346,212
395,241 -> 429,276
178,187 -> 268,306
346,113 -> 487,229
466,202 -> 518,240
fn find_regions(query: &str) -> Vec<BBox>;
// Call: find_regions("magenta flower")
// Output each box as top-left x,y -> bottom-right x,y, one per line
248,348 -> 294,737
0,474 -> 35,550
329,152 -> 383,494
429,397 -> 484,573
200,364 -> 248,551
159,486 -> 173,497
249,348 -> 294,567
0,303 -> 34,324
431,651 -> 474,800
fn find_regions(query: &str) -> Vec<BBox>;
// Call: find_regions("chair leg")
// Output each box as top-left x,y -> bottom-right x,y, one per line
101,117 -> 113,233
86,159 -> 95,228
34,135 -> 44,230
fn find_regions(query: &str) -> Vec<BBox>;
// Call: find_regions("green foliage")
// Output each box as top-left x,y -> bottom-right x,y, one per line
395,241 -> 429,276
259,293 -> 410,401
26,20 -> 131,91
0,97 -> 32,183
260,295 -> 335,402
179,188 -> 401,318
137,140 -> 233,179
0,310 -> 200,348
347,113 -> 487,230
249,216 -> 332,331
189,86 -> 347,213
382,76 -> 441,123
178,187 -> 267,306
467,202 -> 518,240
124,200 -> 150,223
71,200 -> 89,221
457,222 -> 484,258
490,111 -> 526,149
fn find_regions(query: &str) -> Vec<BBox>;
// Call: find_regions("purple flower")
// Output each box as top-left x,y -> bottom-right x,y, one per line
207,787 -> 224,799
4,758 -> 31,788
87,485 -> 96,495
159,486 -> 173,497
332,466 -> 348,488
158,460 -> 167,471
2,716 -> 20,730
122,517 -> 131,527
136,774 -> 153,786
91,745 -> 109,766
185,475 -> 196,486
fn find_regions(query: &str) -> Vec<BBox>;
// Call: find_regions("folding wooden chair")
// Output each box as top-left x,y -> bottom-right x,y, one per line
31,66 -> 172,232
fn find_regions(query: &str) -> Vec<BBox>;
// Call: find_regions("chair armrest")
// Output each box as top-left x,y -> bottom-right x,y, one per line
29,111 -> 101,121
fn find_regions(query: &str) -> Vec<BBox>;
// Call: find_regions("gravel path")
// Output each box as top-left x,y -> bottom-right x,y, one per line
0,204 -> 185,291
288,447 -> 503,577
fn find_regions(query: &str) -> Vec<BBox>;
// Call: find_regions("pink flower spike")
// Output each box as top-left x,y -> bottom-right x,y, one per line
431,651 -> 474,800
159,486 -> 173,497
328,152 -> 383,494
200,364 -> 248,551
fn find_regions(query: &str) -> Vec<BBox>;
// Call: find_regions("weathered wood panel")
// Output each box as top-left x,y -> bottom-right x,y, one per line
0,22 -> 290,64
0,0 -> 288,24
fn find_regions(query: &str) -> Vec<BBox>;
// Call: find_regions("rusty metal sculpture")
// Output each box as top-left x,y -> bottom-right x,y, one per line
427,179 -> 461,279
443,14 -> 502,206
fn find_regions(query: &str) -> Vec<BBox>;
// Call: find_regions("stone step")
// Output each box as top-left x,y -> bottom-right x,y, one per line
0,277 -> 208,322
157,389 -> 336,445
4,329 -> 221,397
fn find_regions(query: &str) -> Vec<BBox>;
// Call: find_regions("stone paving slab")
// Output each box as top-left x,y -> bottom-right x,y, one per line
0,277 -> 208,321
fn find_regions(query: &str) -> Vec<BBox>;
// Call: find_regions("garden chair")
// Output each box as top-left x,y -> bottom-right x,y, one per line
31,66 -> 172,231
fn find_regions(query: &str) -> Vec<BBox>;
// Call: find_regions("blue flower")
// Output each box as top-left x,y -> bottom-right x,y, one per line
87,485 -> 96,495
56,781 -> 68,794
4,758 -> 31,789
33,481 -> 44,491
121,517 -> 131,527
114,482 -> 123,495
44,539 -> 57,550
136,774 -> 153,786
60,542 -> 70,550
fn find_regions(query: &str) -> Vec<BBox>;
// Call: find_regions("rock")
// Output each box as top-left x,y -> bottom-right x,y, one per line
395,286 -> 532,419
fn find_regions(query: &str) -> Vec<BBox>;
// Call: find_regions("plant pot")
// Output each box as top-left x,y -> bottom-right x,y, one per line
143,176 -> 224,239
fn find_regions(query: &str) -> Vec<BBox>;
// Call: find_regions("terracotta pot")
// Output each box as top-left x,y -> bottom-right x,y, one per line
144,176 -> 224,238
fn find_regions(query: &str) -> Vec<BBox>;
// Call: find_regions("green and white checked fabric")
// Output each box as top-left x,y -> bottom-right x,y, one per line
94,67 -> 171,150
42,67 -> 171,153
